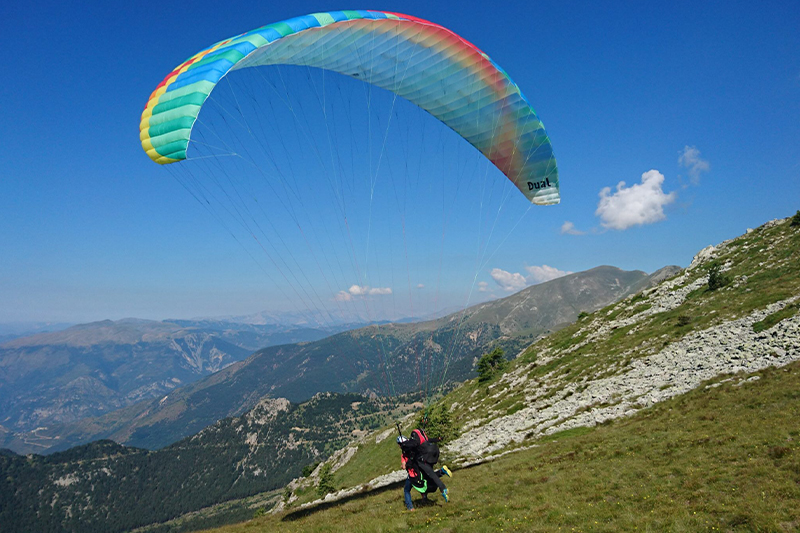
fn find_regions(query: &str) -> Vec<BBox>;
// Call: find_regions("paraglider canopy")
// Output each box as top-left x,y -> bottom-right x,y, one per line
138,10 -> 563,404
140,10 -> 559,205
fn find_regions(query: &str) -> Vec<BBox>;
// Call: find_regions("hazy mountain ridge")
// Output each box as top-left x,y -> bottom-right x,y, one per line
0,320 -> 253,443
2,318 -> 188,348
453,265 -> 680,335
0,317 -> 364,452
183,265 -> 672,408
13,265 -> 663,453
163,319 -> 361,351
0,322 -> 73,344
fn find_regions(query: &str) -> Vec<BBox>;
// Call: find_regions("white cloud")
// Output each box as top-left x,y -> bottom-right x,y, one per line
336,285 -> 392,301
560,221 -> 585,235
348,285 -> 369,296
416,284 -> 425,289
525,265 -> 572,284
368,287 -> 393,295
488,263 -> 573,293
335,291 -> 353,302
490,268 -> 528,292
678,145 -> 710,184
595,170 -> 677,230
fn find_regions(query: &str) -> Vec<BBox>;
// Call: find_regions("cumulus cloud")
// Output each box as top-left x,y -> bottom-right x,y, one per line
595,170 -> 677,230
490,268 -> 528,292
335,285 -> 392,301
335,291 -> 353,301
489,264 -> 573,292
678,145 -> 710,184
525,265 -> 572,284
368,287 -> 393,295
348,285 -> 369,296
560,221 -> 585,235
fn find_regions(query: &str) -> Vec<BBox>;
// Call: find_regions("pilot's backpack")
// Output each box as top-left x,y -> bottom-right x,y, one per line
412,428 -> 440,465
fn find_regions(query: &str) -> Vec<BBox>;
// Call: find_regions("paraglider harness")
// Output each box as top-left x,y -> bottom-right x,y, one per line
397,423 -> 441,494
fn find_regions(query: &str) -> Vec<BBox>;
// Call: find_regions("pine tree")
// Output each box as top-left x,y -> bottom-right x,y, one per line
476,347 -> 508,382
708,263 -> 731,291
317,463 -> 336,497
421,403 -> 459,442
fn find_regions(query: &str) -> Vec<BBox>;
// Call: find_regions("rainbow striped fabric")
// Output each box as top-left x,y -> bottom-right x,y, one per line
139,10 -> 559,205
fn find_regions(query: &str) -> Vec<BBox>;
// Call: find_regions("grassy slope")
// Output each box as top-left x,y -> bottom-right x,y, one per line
542,217 -> 799,363
207,362 -> 800,532
439,216 -> 800,441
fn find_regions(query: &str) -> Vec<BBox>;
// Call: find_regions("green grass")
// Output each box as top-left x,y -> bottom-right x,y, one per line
328,429 -> 402,495
504,402 -> 525,416
443,374 -> 530,430
537,425 -> 595,443
205,362 -> 800,532
753,303 -> 800,333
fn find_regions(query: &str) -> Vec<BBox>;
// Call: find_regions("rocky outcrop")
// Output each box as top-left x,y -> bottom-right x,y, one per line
245,397 -> 291,425
450,296 -> 800,458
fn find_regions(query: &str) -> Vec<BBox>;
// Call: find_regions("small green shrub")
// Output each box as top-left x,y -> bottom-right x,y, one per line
577,311 -> 589,320
708,264 -> 731,291
476,347 -> 508,382
791,210 -> 800,227
417,403 -> 459,442
316,463 -> 336,497
676,315 -> 692,327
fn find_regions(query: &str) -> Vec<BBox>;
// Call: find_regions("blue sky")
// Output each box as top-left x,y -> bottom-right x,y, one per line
1,0 -> 798,325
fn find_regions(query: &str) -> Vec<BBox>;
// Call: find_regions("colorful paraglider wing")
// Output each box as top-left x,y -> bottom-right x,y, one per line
140,10 -> 559,205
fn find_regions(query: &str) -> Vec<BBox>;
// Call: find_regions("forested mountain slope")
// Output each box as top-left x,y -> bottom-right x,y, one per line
0,393 -> 402,533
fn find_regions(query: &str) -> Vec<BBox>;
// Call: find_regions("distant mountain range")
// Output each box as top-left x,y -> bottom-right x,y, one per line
180,306 -> 467,329
0,322 -> 73,344
2,265 -> 676,453
175,311 -> 353,329
0,319 -> 356,451
158,318 -> 361,351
